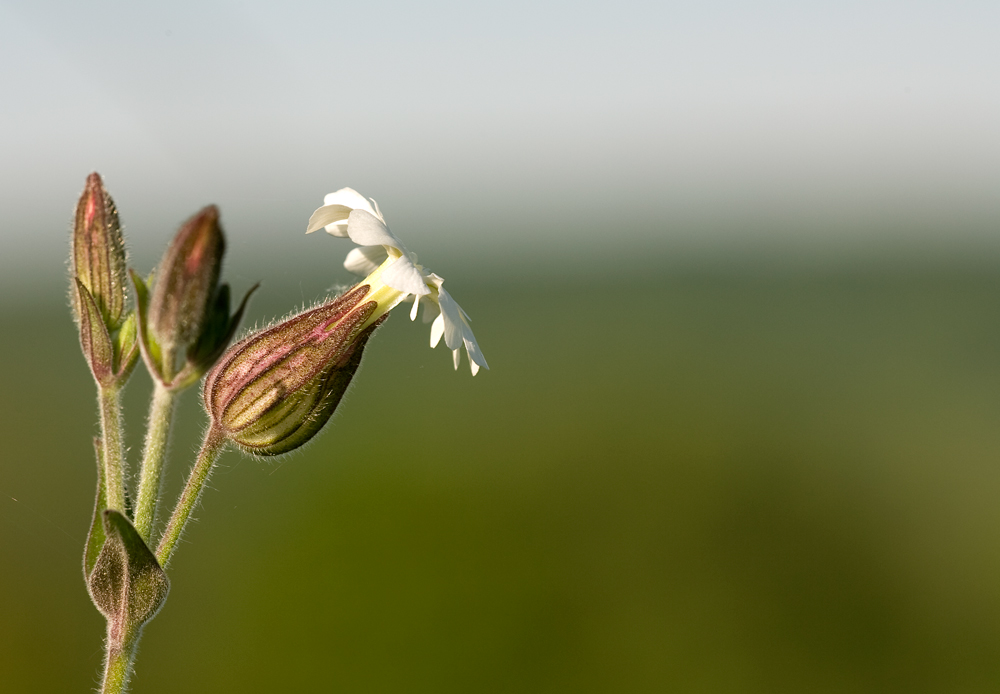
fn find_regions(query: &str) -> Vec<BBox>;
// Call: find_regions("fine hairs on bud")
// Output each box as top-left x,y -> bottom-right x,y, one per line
203,285 -> 385,456
148,206 -> 224,351
71,172 -> 128,330
70,173 -> 140,388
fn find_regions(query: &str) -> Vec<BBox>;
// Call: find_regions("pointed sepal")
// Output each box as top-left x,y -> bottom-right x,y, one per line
74,279 -> 115,386
113,311 -> 140,382
173,282 -> 260,390
186,282 -> 232,370
131,268 -> 167,385
84,437 -> 108,579
87,510 -> 170,631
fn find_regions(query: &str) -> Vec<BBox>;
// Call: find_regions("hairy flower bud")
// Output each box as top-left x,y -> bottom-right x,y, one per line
135,206 -> 254,388
149,206 -> 225,356
204,285 -> 383,455
72,173 -> 127,330
70,173 -> 139,387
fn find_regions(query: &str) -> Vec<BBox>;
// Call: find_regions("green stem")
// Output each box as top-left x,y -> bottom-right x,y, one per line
156,427 -> 227,567
100,623 -> 140,694
134,384 -> 176,541
98,386 -> 126,513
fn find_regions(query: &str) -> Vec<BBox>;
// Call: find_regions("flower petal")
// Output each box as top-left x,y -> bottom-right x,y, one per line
462,329 -> 489,373
421,296 -> 441,324
433,286 -> 488,374
452,347 -> 462,370
429,312 -> 445,348
306,204 -> 353,236
436,288 -> 466,351
346,209 -> 405,250
323,188 -> 379,218
382,254 -> 431,296
344,246 -> 387,276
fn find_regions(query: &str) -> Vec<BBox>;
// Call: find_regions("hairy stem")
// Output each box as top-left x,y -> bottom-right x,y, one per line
133,384 -> 176,541
156,427 -> 227,567
100,623 -> 140,694
98,386 -> 126,513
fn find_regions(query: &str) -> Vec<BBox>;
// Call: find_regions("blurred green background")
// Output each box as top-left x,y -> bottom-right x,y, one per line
4,256 -> 1000,692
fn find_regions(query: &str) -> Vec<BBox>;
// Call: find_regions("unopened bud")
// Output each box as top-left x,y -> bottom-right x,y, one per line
70,173 -> 138,387
134,206 -> 254,388
72,173 -> 127,329
204,285 -> 383,456
149,206 -> 225,357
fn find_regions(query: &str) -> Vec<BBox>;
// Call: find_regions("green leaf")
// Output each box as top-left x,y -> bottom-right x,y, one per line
87,510 -> 170,629
84,437 -> 107,579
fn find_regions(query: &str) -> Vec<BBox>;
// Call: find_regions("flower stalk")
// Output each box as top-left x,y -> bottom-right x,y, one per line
100,626 -> 140,694
133,383 -> 176,541
156,427 -> 228,567
97,386 -> 127,514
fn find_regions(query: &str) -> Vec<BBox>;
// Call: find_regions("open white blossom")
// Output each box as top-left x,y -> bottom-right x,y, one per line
307,188 -> 489,375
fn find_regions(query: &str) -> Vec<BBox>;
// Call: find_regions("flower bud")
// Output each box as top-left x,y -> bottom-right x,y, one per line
72,173 -> 127,330
149,206 -> 225,358
134,206 -> 254,389
70,173 -> 139,387
204,285 -> 383,455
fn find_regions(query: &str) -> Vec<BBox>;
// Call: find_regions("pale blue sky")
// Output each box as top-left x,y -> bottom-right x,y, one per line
2,0 -> 999,288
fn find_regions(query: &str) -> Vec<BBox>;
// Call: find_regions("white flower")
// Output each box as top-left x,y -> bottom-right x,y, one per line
307,188 -> 489,376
